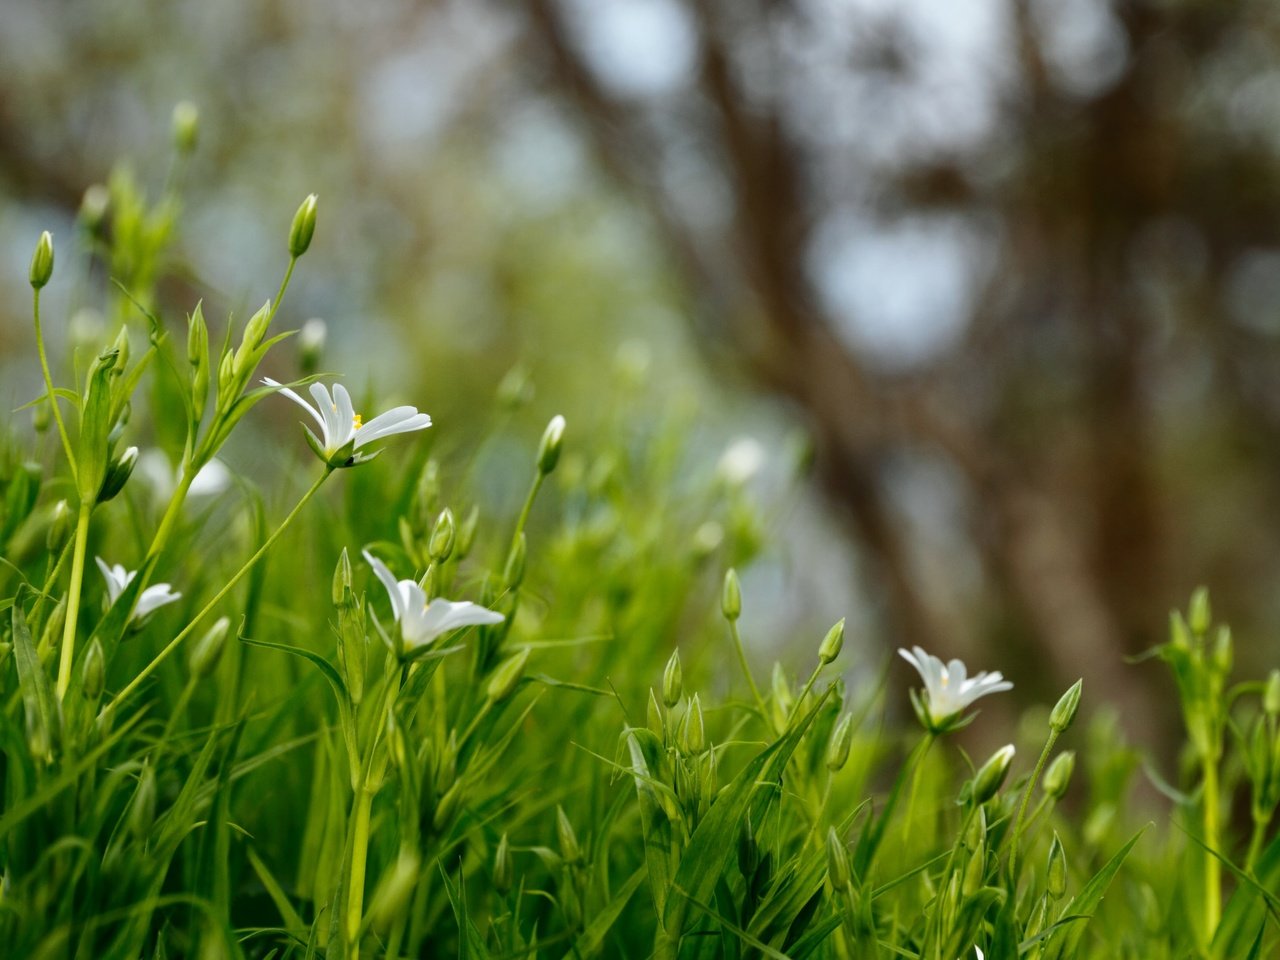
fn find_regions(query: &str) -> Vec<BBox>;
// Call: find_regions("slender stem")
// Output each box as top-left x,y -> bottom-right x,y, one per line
147,468 -> 197,562
511,471 -> 543,554
793,662 -> 825,724
1009,730 -> 1059,882
1245,811 -> 1270,875
1203,754 -> 1222,938
32,288 -> 79,484
269,256 -> 298,326
55,502 -> 94,700
32,537 -> 75,652
346,784 -> 375,959
727,619 -> 768,721
901,732 -> 937,855
102,467 -> 332,714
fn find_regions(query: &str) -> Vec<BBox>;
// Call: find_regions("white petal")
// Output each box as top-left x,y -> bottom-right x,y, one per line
363,549 -> 407,623
189,459 -> 231,497
135,584 -> 181,618
420,599 -> 504,639
333,383 -> 357,444
354,408 -> 432,449
263,377 -> 326,433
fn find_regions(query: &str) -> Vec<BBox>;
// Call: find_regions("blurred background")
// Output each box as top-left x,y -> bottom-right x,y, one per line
3,0 -> 1280,749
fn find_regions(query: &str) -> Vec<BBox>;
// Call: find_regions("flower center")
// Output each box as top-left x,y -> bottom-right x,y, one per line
353,413 -> 363,430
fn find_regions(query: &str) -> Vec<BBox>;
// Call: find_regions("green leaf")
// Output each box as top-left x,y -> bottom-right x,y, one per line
559,865 -> 645,960
1041,824 -> 1148,960
11,591 -> 60,760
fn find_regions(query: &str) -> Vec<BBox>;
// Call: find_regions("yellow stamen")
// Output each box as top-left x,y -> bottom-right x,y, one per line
353,413 -> 363,430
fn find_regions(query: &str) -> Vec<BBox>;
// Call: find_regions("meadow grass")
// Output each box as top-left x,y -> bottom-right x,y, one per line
1,109 -> 1279,959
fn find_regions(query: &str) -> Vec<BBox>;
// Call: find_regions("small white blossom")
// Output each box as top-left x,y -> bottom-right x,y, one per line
363,549 -> 503,656
137,450 -> 231,500
717,437 -> 766,486
899,646 -> 1012,729
263,378 -> 431,466
95,557 -> 182,620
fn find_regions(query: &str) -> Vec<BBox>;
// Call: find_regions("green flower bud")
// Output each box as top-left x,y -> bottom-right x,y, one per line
1188,586 -> 1211,636
1047,833 -> 1067,899
298,318 -> 326,375
496,364 -> 534,409
486,647 -> 530,703
662,649 -> 683,708
1264,670 -> 1280,717
818,618 -> 845,665
233,300 -> 272,376
366,848 -> 420,934
556,805 -> 582,864
971,744 -> 1016,804
429,508 -> 456,562
333,548 -> 352,608
1043,750 -> 1075,800
432,780 -> 464,831
1212,625 -> 1232,676
493,832 -> 513,894
127,765 -> 157,839
97,446 -> 138,504
456,505 -> 480,560
503,533 -> 526,591
1169,610 -> 1192,650
82,638 -> 106,701
826,712 -> 854,771
29,231 -> 54,289
721,568 -> 741,622
40,597 -> 66,655
418,563 -> 438,600
32,400 -> 50,434
80,184 -> 110,236
188,616 -> 230,679
771,662 -> 793,722
536,415 -> 566,475
1049,679 -> 1083,733
47,500 -> 73,553
171,101 -> 199,154
289,193 -> 318,258
826,827 -> 851,892
683,693 -> 706,754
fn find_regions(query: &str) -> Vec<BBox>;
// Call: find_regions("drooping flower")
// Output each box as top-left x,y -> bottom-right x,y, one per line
363,549 -> 503,657
95,557 -> 182,620
263,378 -> 431,467
899,646 -> 1012,732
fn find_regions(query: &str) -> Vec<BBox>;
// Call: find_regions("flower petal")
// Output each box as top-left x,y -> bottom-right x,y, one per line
363,549 -> 408,623
263,377 -> 326,433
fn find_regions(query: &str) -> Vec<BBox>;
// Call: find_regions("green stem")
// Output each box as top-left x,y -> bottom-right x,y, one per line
1009,730 -> 1059,883
101,467 -> 332,714
32,288 -> 78,485
727,619 -> 768,722
1203,755 -> 1222,938
1245,810 -> 1270,876
55,502 -> 94,700
346,785 -> 375,958
269,256 -> 298,326
901,732 -> 937,855
511,471 -> 544,554
32,537 -> 75,653
147,468 -> 197,562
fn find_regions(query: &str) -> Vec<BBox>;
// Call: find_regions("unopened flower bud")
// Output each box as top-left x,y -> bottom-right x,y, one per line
32,401 -> 50,434
503,533 -> 526,591
298,318 -> 326,374
662,649 -> 683,708
188,616 -> 230,679
97,446 -> 138,504
429,508 -> 456,562
1049,679 -> 1083,733
239,301 -> 272,358
826,827 -> 851,892
1264,670 -> 1280,717
826,712 -> 854,771
1043,750 -> 1075,800
971,744 -> 1016,804
818,618 -> 845,665
289,193 -> 318,258
30,231 -> 54,289
47,500 -> 73,552
721,569 -> 741,622
456,505 -> 479,560
333,548 -> 352,607
1047,833 -> 1067,899
80,185 -> 110,236
683,693 -> 706,754
536,415 -> 565,475
40,597 -> 67,654
487,647 -> 530,703
556,805 -> 582,864
494,832 -> 513,894
82,638 -> 106,700
127,765 -> 157,839
1188,587 -> 1211,636
171,100 -> 199,154
1169,610 -> 1192,650
1212,625 -> 1232,676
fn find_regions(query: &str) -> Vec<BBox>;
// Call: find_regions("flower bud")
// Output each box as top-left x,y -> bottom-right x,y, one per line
298,318 -> 326,374
486,647 -> 530,703
238,300 -> 272,360
97,446 -> 138,504
771,662 -> 793,722
971,744 -> 1016,804
333,548 -> 352,607
1049,679 -> 1083,733
188,616 -> 230,679
1212,625 -> 1232,676
1047,833 -> 1067,899
826,827 -> 851,892
82,638 -> 106,701
536,415 -> 565,475
171,100 -> 199,154
456,505 -> 480,560
662,649 -> 683,708
1043,750 -> 1075,800
721,568 -> 741,622
47,500 -> 73,553
1188,586 -> 1211,636
818,618 -> 845,665
1264,670 -> 1280,717
1169,610 -> 1192,650
289,193 -> 318,258
493,832 -> 513,894
503,533 -> 526,591
556,805 -> 582,865
683,693 -> 706,754
40,598 -> 67,654
32,400 -> 50,434
826,712 -> 854,771
30,231 -> 54,289
429,508 -> 456,563
432,780 -> 464,831
366,848 -> 420,933
127,765 -> 157,839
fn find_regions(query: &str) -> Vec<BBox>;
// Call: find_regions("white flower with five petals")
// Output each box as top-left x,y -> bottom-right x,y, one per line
363,549 -> 503,657
899,646 -> 1012,731
263,378 -> 431,467
95,557 -> 182,620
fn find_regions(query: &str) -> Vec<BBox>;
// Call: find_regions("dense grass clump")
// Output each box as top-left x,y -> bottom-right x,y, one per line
2,114 -> 1279,958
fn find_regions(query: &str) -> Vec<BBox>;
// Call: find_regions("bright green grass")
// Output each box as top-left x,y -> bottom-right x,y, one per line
1,110 -> 1278,959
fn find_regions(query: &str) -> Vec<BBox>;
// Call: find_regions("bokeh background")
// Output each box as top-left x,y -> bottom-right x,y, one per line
4,0 -> 1280,750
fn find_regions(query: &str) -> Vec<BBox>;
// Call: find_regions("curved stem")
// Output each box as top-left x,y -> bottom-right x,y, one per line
33,289 -> 78,483
511,471 -> 544,554
269,256 -> 298,327
1008,730 -> 1059,883
102,467 -> 332,714
55,501 -> 94,700
728,619 -> 768,722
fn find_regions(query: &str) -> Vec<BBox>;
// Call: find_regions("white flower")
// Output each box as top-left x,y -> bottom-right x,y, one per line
717,437 -> 766,486
263,378 -> 431,466
899,646 -> 1012,728
137,450 -> 231,500
363,549 -> 503,655
95,557 -> 182,620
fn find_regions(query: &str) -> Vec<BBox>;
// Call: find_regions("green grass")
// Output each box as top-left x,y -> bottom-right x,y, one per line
1,111 -> 1279,959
